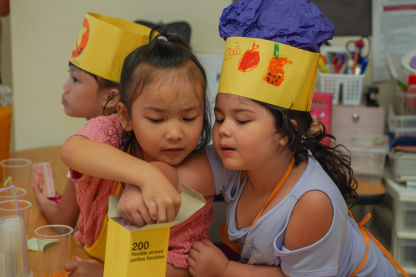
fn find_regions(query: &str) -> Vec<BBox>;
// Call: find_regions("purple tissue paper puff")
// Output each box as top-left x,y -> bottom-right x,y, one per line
219,0 -> 335,52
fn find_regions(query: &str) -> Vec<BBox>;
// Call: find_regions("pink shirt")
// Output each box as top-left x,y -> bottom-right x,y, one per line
68,114 -> 213,268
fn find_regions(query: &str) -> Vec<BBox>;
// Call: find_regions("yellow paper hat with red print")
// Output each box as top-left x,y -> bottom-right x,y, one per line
218,0 -> 335,111
70,12 -> 152,83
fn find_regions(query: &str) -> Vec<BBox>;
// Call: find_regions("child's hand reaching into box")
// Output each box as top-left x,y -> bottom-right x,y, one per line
118,161 -> 181,226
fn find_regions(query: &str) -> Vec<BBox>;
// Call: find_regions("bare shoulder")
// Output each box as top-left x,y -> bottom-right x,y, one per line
284,190 -> 333,250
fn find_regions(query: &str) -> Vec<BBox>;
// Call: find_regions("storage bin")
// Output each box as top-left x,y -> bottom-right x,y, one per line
319,73 -> 364,106
331,105 -> 385,138
394,201 -> 416,232
389,151 -> 416,183
396,90 -> 416,115
336,133 -> 388,181
394,235 -> 416,269
388,104 -> 416,138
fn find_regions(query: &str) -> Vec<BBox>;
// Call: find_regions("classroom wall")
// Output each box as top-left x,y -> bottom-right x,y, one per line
4,0 -> 395,151
7,0 -> 226,151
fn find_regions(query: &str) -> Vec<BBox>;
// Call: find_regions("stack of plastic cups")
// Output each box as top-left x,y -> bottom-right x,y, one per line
0,182 -> 32,277
0,215 -> 32,277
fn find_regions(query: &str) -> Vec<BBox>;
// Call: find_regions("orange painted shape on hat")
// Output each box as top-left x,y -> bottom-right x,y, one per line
72,18 -> 90,58
263,56 -> 292,87
238,42 -> 260,72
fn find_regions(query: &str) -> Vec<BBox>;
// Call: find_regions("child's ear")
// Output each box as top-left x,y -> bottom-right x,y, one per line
277,133 -> 289,147
102,88 -> 119,110
117,102 -> 132,131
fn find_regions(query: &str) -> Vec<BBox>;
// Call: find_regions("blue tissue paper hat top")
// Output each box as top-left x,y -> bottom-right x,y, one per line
219,0 -> 335,53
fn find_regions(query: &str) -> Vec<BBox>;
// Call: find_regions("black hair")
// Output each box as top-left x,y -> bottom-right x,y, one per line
258,101 -> 358,208
68,62 -> 119,115
119,24 -> 211,155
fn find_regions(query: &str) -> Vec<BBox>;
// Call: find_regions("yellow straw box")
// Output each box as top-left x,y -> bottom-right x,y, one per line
103,185 -> 206,277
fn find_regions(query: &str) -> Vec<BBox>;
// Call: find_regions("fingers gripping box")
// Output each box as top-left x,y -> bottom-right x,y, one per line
104,185 -> 206,277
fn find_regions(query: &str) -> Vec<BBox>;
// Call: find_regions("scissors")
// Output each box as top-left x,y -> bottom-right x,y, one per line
330,53 -> 346,74
345,35 -> 371,74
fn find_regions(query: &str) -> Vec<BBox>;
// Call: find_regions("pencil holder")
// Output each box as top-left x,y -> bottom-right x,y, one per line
318,73 -> 364,106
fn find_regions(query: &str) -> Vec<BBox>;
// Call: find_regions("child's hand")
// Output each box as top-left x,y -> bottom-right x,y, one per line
188,240 -> 229,277
32,183 -> 59,212
118,184 -> 154,226
141,162 -> 182,223
65,256 -> 103,277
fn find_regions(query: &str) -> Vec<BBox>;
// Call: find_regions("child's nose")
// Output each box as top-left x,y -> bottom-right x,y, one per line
165,122 -> 183,141
217,120 -> 232,137
62,80 -> 70,93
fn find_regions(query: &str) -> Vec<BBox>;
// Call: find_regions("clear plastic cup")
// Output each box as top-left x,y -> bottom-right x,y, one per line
1,158 -> 33,189
0,199 -> 32,237
0,199 -> 33,277
34,224 -> 73,277
0,186 -> 28,201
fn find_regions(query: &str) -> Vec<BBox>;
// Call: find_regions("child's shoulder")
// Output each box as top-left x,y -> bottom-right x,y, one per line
74,113 -> 123,146
82,114 -> 120,131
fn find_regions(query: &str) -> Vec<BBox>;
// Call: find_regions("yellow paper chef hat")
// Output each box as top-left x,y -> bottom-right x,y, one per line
218,0 -> 334,111
219,37 -> 319,111
70,12 -> 152,83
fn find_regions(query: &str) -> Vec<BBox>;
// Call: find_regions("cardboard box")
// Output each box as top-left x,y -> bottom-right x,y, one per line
104,185 -> 206,277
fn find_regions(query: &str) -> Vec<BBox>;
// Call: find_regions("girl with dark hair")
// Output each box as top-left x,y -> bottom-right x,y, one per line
60,24 -> 214,276
186,0 -> 405,276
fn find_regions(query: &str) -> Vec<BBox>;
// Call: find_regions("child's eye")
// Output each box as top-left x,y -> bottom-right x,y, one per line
183,117 -> 197,122
72,77 -> 79,83
237,119 -> 250,124
147,118 -> 163,123
215,118 -> 224,123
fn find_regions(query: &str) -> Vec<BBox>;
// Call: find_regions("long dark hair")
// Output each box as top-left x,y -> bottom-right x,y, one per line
119,24 -> 211,155
259,102 -> 358,208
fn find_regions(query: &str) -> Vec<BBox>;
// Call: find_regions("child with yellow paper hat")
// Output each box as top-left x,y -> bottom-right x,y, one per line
33,13 -> 148,227
32,12 -> 183,275
60,24 -> 214,276
185,0 -> 408,276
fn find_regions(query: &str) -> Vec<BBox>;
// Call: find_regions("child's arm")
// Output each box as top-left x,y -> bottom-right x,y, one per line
118,161 -> 180,226
60,135 -> 181,223
33,178 -> 79,227
117,149 -> 216,227
188,240 -> 287,277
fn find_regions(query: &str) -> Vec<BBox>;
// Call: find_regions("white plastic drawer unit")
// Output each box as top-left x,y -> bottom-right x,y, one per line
331,105 -> 385,138
394,235 -> 416,269
336,133 -> 388,181
396,201 -> 416,232
389,151 -> 416,183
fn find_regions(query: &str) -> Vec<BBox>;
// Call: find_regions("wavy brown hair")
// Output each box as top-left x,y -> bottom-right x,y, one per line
258,101 -> 358,208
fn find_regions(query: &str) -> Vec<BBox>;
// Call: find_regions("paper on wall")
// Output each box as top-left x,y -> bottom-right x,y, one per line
372,0 -> 416,82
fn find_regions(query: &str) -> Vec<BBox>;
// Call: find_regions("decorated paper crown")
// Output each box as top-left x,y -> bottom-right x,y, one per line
218,0 -> 334,111
70,13 -> 152,83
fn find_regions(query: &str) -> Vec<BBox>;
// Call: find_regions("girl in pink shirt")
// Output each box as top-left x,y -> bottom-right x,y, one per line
61,26 -> 214,277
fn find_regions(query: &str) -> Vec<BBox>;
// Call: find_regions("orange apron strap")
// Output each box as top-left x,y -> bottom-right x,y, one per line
220,222 -> 241,256
350,226 -> 370,277
84,181 -> 124,261
350,212 -> 410,277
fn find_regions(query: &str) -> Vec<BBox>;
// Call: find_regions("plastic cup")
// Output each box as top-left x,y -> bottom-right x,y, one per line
1,158 -> 33,189
0,186 -> 28,201
0,199 -> 32,236
34,224 -> 73,277
0,215 -> 32,277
